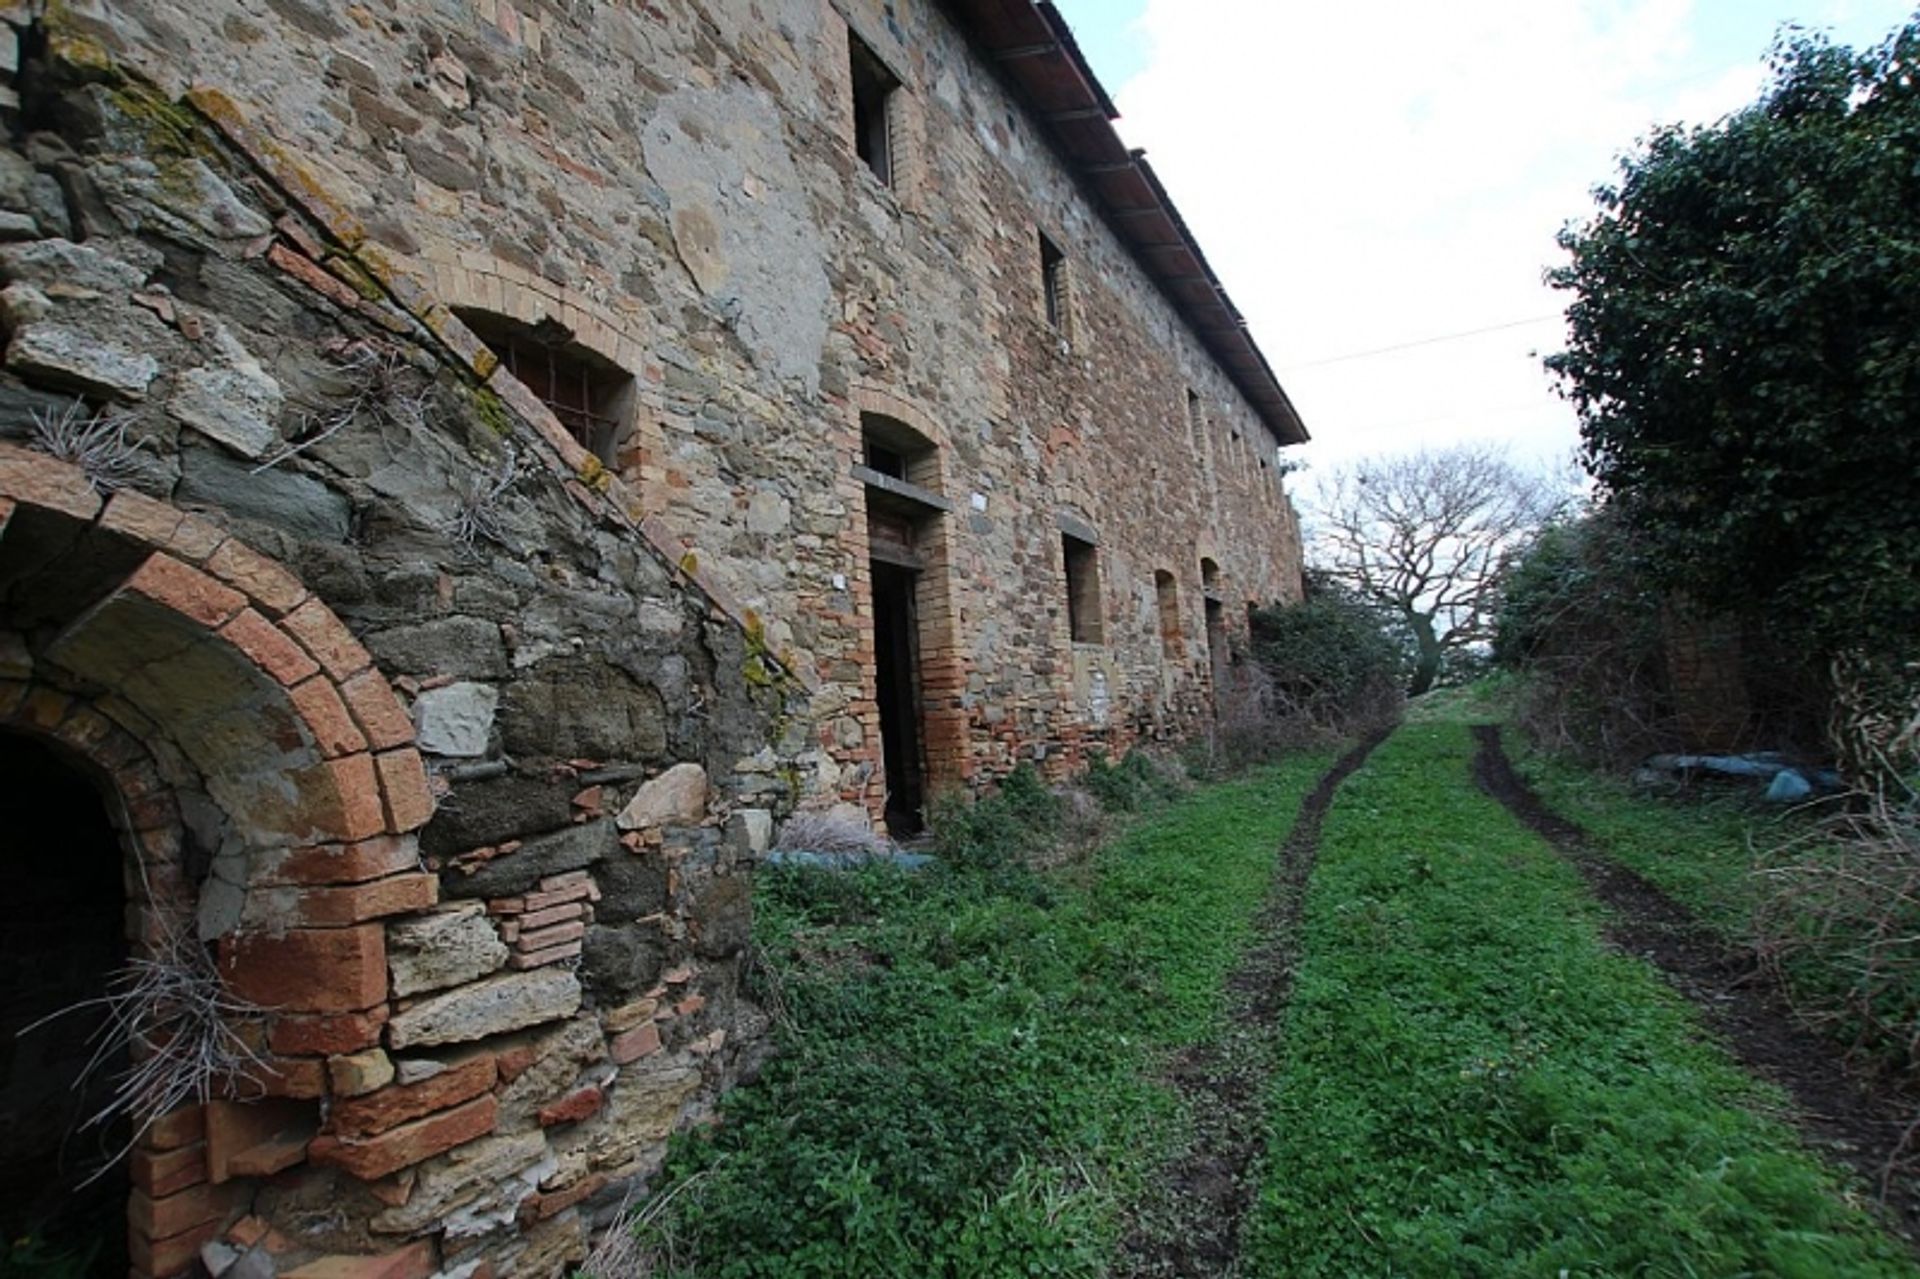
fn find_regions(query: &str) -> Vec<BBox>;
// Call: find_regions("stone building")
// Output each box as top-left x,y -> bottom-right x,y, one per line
0,0 -> 1307,1274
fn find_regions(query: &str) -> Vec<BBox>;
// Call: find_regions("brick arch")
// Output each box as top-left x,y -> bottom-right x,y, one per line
0,443 -> 439,1275
850,382 -> 955,479
427,250 -> 648,379
0,448 -> 426,848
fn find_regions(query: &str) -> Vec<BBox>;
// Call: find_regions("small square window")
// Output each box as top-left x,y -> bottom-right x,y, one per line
1040,231 -> 1069,332
459,309 -> 631,467
1063,533 -> 1103,644
849,33 -> 899,186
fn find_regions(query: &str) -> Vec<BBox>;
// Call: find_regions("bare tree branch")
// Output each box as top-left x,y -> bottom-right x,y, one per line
1307,445 -> 1573,695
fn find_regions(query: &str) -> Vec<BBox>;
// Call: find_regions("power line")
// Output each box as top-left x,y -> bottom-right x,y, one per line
1280,314 -> 1566,372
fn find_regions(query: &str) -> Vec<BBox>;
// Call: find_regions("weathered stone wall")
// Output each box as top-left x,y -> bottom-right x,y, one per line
0,0 -> 1311,1268
0,26 -> 808,1275
72,0 -> 1306,816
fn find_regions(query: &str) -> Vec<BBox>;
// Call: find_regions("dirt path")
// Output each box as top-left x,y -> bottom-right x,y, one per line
1470,723 -> 1920,1246
1116,729 -> 1392,1279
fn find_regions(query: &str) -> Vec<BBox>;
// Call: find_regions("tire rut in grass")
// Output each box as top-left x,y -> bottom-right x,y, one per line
1116,728 -> 1393,1279
1470,723 -> 1920,1248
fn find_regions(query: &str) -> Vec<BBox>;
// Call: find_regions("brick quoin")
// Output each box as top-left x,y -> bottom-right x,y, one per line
268,1006 -> 390,1056
220,924 -> 388,1013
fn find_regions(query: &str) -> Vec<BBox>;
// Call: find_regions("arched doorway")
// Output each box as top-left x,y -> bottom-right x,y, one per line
0,729 -> 130,1275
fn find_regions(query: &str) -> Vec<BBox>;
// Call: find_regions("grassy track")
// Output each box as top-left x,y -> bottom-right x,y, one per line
627,754 -> 1333,1278
1240,723 -> 1916,1278
1511,743 -> 1777,938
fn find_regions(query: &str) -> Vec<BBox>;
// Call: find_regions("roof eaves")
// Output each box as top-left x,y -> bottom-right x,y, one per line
944,0 -> 1309,446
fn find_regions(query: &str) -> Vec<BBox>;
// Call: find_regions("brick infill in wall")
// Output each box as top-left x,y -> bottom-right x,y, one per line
488,869 -> 599,969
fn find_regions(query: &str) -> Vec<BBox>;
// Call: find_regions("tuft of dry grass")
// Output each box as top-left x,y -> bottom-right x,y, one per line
19,925 -> 270,1181
30,398 -> 162,493
1751,791 -> 1919,1196
771,811 -> 895,859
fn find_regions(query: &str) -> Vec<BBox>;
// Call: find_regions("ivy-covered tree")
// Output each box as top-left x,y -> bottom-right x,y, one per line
1547,21 -> 1920,776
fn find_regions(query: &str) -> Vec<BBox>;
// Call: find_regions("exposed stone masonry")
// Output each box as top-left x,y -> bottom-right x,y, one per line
0,0 -> 1311,1273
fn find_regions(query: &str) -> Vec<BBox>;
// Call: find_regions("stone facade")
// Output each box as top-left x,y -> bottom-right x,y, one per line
0,0 -> 1308,1274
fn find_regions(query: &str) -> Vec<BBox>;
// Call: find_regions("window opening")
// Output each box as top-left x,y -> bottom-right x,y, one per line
860,413 -> 939,492
864,439 -> 907,480
1063,533 -> 1103,644
1040,231 -> 1068,331
849,32 -> 899,186
1155,570 -> 1181,659
457,310 -> 631,466
1185,389 -> 1204,452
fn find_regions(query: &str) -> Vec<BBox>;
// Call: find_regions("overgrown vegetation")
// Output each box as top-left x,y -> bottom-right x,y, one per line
1246,576 -> 1406,736
592,754 -> 1333,1277
1496,509 -> 1832,765
1547,19 -> 1920,783
1513,744 -> 1919,1085
1495,511 -> 1675,761
1241,724 -> 1915,1277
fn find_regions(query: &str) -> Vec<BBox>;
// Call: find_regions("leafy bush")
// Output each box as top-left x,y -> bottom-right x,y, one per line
1081,750 -> 1184,815
927,762 -> 1061,875
1494,511 -> 1671,762
1246,576 -> 1406,735
1548,20 -> 1920,781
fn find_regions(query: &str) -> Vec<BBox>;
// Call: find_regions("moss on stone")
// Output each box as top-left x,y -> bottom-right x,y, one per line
325,254 -> 389,303
577,453 -> 612,494
469,385 -> 514,438
107,84 -> 205,158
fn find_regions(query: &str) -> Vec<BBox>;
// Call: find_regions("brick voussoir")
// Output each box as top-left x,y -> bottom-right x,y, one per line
375,747 -> 435,833
339,668 -> 414,750
206,538 -> 311,615
0,442 -> 101,520
284,597 -> 375,681
290,674 -> 369,758
223,608 -> 322,688
128,553 -> 249,630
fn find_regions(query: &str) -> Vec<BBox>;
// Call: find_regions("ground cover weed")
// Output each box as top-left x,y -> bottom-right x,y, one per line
1241,724 -> 1915,1278
604,755 -> 1332,1277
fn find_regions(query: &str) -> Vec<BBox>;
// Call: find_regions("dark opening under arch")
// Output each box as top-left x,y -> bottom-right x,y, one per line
0,730 -> 130,1274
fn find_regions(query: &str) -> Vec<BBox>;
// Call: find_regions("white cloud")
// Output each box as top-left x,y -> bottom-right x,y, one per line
1082,0 -> 1910,499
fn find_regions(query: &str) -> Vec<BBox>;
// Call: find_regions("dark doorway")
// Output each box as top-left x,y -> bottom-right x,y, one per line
1205,598 -> 1228,691
871,561 -> 926,836
1,731 -> 130,1276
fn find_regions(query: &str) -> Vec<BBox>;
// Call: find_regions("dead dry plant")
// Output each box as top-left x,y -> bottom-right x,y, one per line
1750,791 -> 1919,1194
30,397 -> 163,493
576,1168 -> 720,1279
772,810 -> 895,859
19,924 -> 270,1180
254,339 -> 431,473
450,441 -> 521,554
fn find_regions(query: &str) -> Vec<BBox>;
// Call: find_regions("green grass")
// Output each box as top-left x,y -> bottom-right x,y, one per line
1512,741 -> 1919,1079
627,754 -> 1333,1278
1509,740 -> 1779,935
1240,723 -> 1915,1279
